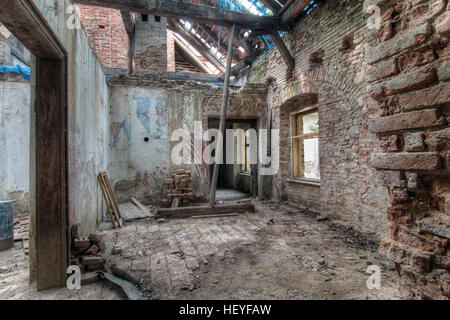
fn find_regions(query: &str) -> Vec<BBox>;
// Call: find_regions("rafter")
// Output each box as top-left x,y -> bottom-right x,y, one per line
168,20 -> 226,72
74,0 -> 280,31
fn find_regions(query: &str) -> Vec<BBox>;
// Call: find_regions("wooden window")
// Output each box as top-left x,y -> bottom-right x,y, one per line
291,109 -> 320,180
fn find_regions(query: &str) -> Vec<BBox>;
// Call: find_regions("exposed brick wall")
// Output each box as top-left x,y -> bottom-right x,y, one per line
75,5 -> 128,71
250,0 -> 389,237
134,14 -> 168,76
366,0 -> 449,300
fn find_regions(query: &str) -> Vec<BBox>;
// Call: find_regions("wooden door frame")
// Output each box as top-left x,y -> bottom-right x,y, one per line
0,0 -> 69,290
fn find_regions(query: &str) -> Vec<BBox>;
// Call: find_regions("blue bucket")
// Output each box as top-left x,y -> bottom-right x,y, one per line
0,200 -> 14,251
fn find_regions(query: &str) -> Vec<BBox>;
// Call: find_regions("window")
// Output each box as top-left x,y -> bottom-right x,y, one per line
141,14 -> 148,22
291,109 -> 320,180
155,16 -> 161,23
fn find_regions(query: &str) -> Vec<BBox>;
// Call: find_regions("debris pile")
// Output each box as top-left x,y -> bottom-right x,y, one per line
13,217 -> 29,255
161,169 -> 193,208
71,227 -> 106,275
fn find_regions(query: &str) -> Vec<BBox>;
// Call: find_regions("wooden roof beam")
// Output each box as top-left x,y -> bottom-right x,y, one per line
74,0 -> 280,31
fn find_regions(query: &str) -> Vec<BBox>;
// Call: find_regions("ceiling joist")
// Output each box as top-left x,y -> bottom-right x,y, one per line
74,0 -> 280,31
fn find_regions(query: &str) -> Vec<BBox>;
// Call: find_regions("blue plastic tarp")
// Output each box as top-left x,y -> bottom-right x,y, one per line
0,65 -> 31,80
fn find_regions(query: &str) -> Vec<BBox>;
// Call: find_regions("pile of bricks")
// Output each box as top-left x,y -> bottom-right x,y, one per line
72,231 -> 106,276
161,169 -> 193,208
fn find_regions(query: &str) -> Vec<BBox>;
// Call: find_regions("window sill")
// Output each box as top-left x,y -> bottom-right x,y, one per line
287,178 -> 321,187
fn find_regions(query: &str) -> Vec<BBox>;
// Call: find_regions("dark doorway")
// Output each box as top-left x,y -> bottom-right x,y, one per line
208,118 -> 258,201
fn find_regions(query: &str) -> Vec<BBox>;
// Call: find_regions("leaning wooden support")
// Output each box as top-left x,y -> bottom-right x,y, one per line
157,203 -> 255,219
270,31 -> 295,77
209,24 -> 236,207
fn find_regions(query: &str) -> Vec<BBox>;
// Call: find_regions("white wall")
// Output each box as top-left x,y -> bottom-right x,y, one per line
0,80 -> 30,216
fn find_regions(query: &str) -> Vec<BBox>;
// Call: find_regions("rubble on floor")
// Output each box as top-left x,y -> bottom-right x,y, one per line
0,202 -> 400,300
13,217 -> 29,255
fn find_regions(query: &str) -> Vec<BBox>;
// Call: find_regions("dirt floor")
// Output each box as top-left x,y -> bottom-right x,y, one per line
0,201 -> 400,300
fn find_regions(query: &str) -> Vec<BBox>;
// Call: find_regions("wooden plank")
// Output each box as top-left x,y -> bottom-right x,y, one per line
209,24 -> 236,207
158,203 -> 255,219
97,174 -> 117,228
101,172 -> 122,227
131,197 -> 152,216
74,0 -> 280,30
35,57 -> 68,290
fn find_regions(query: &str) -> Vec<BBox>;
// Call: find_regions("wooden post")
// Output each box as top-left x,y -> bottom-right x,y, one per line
209,24 -> 236,208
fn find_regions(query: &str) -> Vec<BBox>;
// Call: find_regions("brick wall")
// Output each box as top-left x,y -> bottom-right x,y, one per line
75,5 -> 128,71
250,0 -> 389,237
134,14 -> 168,76
366,0 -> 449,300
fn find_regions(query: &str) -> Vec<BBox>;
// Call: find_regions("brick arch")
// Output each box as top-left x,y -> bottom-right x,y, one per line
272,58 -> 367,202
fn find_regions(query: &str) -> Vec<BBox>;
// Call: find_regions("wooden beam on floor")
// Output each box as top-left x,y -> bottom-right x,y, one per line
74,0 -> 280,31
168,20 -> 226,72
209,24 -> 236,207
157,203 -> 255,219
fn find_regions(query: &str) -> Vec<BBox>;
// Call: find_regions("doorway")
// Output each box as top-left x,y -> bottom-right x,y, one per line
0,0 -> 68,290
208,118 -> 258,201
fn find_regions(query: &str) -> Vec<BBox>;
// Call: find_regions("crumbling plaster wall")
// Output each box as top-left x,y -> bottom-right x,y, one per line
0,79 -> 30,217
248,0 -> 389,237
108,75 -> 267,204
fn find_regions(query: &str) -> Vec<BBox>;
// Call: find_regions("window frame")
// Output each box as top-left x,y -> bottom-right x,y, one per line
291,107 -> 320,181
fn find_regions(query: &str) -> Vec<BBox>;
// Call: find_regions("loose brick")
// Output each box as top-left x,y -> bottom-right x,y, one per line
366,23 -> 431,64
436,11 -> 450,37
367,57 -> 399,82
399,83 -> 450,111
437,59 -> 450,82
404,133 -> 425,152
369,109 -> 446,133
411,252 -> 434,274
376,170 -> 407,188
371,152 -> 443,170
383,67 -> 436,96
